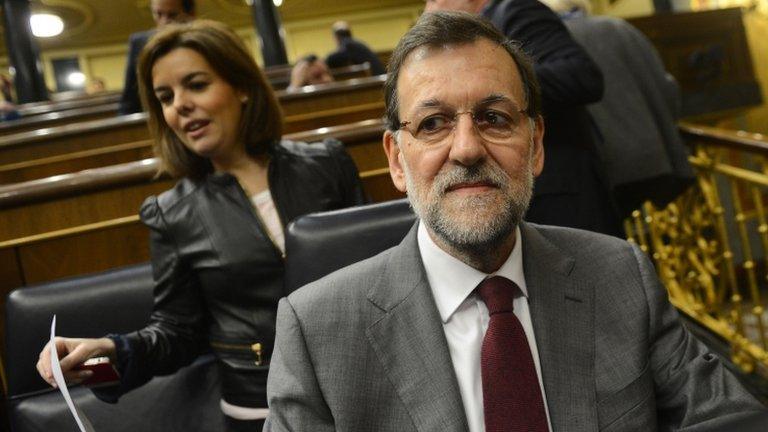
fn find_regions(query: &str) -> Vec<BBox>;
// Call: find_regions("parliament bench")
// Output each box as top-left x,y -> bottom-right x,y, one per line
269,62 -> 373,90
0,75 -> 386,169
14,92 -> 121,119
0,63 -> 370,138
0,119 -> 401,295
2,199 -> 414,431
0,102 -> 121,136
3,264 -> 225,432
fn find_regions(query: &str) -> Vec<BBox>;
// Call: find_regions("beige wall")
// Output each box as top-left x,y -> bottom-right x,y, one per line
38,44 -> 127,91
282,5 -> 420,62
10,0 -> 764,134
742,11 -> 768,134
714,10 -> 768,134
594,0 -> 655,17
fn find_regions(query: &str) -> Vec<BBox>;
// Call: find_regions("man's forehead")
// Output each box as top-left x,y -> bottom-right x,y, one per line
397,40 -> 524,108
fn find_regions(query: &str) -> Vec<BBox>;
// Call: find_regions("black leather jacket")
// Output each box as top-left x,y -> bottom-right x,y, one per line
104,139 -> 365,407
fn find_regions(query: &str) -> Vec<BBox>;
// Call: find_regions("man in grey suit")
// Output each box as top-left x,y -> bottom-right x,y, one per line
265,11 -> 766,432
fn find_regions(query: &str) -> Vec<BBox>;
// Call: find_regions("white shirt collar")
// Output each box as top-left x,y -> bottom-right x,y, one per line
417,222 -> 528,323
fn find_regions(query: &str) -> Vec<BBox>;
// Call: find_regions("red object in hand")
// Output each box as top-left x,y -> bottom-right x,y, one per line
75,357 -> 120,388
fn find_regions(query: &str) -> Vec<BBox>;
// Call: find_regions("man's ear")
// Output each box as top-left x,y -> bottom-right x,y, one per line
531,115 -> 545,177
383,130 -> 407,193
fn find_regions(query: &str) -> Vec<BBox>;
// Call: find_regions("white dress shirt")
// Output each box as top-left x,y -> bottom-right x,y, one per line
417,223 -> 552,432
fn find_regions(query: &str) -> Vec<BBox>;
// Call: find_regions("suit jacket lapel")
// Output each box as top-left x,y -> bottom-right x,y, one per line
366,223 -> 469,432
521,223 -> 597,432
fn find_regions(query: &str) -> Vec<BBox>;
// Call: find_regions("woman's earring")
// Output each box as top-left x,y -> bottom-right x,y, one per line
240,95 -> 248,103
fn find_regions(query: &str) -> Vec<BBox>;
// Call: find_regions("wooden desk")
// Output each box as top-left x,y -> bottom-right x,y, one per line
0,119 -> 400,292
0,75 -> 386,170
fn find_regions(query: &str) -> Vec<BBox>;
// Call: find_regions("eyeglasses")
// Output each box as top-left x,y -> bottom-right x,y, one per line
398,108 -> 529,146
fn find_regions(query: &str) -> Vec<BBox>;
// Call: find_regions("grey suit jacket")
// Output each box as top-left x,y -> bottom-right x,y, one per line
265,222 -> 765,431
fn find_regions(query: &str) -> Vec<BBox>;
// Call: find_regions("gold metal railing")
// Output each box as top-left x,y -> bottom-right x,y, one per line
625,122 -> 768,375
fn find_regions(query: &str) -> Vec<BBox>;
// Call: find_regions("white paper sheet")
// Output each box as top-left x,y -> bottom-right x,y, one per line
49,315 -> 96,432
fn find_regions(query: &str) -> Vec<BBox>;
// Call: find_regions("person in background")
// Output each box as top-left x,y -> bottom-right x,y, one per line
540,0 -> 694,216
118,0 -> 195,115
87,77 -> 107,94
0,74 -> 19,121
287,54 -> 334,90
326,21 -> 386,76
37,20 -> 365,432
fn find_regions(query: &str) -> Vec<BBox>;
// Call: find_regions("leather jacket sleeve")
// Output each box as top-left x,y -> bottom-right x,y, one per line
95,139 -> 364,403
110,196 -> 209,397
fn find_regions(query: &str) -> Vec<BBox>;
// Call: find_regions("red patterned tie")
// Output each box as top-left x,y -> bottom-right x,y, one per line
477,276 -> 548,432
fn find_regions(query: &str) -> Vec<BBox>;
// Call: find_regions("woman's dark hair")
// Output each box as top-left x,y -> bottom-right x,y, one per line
138,20 -> 283,179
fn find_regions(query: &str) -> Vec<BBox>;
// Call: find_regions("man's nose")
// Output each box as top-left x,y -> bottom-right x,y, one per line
448,114 -> 486,166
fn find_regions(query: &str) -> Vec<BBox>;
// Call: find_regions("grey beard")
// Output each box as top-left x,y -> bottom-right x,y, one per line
404,159 -> 534,256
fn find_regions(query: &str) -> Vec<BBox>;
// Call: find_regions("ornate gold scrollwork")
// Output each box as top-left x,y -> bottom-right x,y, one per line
629,141 -> 768,375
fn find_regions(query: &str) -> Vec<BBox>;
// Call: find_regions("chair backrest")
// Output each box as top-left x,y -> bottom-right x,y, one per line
4,263 -> 226,432
4,263 -> 153,398
284,198 -> 416,293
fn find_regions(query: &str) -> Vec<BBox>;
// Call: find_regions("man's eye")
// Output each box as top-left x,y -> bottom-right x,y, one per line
478,110 -> 513,127
417,115 -> 450,133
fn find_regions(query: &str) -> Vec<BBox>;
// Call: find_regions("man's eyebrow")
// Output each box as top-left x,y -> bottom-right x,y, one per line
413,95 -> 518,110
414,99 -> 443,110
476,94 -> 514,106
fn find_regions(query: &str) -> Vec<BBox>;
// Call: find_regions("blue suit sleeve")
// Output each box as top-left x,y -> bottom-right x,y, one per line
118,33 -> 146,115
485,0 -> 604,109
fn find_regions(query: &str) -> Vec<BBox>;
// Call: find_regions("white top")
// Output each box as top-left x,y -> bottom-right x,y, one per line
417,222 -> 552,432
251,190 -> 285,254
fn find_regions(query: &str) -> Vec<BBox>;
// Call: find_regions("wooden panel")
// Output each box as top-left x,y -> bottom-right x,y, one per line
15,92 -> 120,115
0,248 -> 23,295
0,179 -> 173,242
0,141 -> 154,185
628,8 -> 762,116
0,119 -> 149,165
0,115 -> 385,185
280,79 -> 383,116
0,119 -> 394,292
269,62 -> 372,90
0,65 -> 373,136
362,169 -> 404,203
0,170 -> 400,289
345,137 -> 387,172
0,77 -> 385,168
0,103 -> 120,137
19,223 -> 150,285
283,102 -> 385,134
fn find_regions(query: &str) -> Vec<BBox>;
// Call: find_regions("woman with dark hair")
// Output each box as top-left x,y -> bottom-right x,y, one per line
37,20 -> 365,430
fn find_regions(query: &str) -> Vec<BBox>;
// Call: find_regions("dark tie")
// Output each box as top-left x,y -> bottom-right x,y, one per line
477,276 -> 548,432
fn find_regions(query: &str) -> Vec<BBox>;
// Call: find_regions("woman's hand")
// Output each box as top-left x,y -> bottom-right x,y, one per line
36,337 -> 117,388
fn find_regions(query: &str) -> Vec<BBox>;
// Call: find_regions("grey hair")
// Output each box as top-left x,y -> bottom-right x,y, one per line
384,11 -> 541,132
